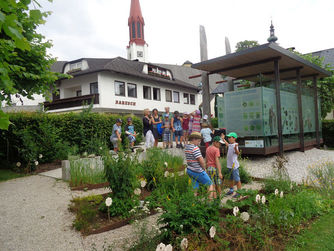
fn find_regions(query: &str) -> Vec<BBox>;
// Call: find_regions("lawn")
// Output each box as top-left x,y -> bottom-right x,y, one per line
0,169 -> 26,182
286,210 -> 334,251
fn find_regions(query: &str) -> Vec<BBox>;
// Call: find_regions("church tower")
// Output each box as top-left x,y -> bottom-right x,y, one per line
127,0 -> 148,62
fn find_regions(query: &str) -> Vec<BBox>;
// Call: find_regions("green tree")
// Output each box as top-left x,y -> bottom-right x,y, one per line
292,50 -> 334,118
235,40 -> 259,52
0,0 -> 66,129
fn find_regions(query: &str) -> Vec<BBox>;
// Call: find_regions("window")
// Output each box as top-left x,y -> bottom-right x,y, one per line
143,86 -> 151,100
183,93 -> 189,104
115,81 -> 125,96
190,94 -> 195,105
70,62 -> 82,70
53,89 -> 60,100
90,82 -> 98,94
173,91 -> 180,103
132,22 -> 136,39
166,90 -> 172,102
137,22 -> 141,38
153,88 -> 161,101
76,90 -> 82,97
128,83 -> 137,98
137,51 -> 143,57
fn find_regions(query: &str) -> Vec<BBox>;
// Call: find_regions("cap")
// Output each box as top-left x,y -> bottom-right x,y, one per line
203,115 -> 208,120
183,112 -> 188,115
195,109 -> 201,115
127,117 -> 132,122
188,132 -> 202,140
116,118 -> 123,123
227,132 -> 238,139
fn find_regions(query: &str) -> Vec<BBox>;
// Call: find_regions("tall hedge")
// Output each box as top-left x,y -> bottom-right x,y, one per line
0,112 -> 143,166
322,120 -> 334,147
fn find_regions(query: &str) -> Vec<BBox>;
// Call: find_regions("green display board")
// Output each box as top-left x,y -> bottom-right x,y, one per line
218,87 -> 320,138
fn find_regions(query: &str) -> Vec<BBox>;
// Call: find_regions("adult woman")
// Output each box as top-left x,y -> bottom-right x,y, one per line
143,108 -> 155,148
151,108 -> 162,147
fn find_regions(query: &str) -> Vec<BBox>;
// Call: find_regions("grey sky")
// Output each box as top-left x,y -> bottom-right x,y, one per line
36,0 -> 334,65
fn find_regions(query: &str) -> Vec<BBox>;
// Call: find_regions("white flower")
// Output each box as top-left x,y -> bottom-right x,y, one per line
83,152 -> 88,157
16,162 -> 21,167
99,147 -> 103,150
156,207 -> 163,213
140,180 -> 147,188
240,212 -> 250,222
39,154 -> 43,159
233,206 -> 239,216
209,226 -> 216,238
105,197 -> 112,207
180,224 -> 183,229
180,238 -> 188,250
129,209 -> 136,213
280,191 -> 284,198
164,171 -> 169,178
255,194 -> 261,203
274,189 -> 279,196
34,161 -> 39,166
156,243 -> 166,251
134,188 -> 141,196
261,195 -> 266,205
164,162 -> 168,167
165,244 -> 173,251
178,171 -> 184,176
170,173 -> 175,178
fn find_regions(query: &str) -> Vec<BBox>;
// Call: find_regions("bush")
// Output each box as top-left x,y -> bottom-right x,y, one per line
322,120 -> 334,147
0,112 -> 143,169
211,117 -> 218,128
307,161 -> 334,199
220,158 -> 252,184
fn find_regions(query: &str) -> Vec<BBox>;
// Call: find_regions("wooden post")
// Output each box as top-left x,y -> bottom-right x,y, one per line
313,75 -> 320,148
274,59 -> 283,156
296,68 -> 304,152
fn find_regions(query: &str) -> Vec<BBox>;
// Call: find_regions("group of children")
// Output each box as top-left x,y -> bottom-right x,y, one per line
185,131 -> 242,199
110,117 -> 137,152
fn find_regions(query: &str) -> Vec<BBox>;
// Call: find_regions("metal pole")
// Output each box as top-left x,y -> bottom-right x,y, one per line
274,59 -> 283,156
296,69 -> 304,152
313,76 -> 320,148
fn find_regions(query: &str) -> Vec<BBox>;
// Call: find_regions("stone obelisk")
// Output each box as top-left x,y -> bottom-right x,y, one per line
200,25 -> 211,120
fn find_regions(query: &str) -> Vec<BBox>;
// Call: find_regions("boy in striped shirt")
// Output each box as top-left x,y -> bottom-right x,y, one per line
185,132 -> 214,197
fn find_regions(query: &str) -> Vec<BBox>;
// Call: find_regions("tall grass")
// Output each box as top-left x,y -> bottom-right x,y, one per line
69,157 -> 106,186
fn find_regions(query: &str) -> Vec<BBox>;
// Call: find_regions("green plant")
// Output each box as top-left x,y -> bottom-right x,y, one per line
307,161 -> 334,199
0,169 -> 26,182
69,157 -> 107,186
323,120 -> 334,147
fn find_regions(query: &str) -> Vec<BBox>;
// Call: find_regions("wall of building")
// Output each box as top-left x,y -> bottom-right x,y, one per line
98,71 -> 199,114
59,74 -> 98,99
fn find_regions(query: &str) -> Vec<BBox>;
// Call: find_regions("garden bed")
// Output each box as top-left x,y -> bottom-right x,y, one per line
70,182 -> 110,191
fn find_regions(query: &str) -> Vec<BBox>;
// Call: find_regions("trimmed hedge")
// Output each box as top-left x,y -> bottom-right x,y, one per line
0,112 -> 143,167
323,120 -> 334,147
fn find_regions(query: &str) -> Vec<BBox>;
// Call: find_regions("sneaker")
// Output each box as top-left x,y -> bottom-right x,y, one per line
232,193 -> 240,198
170,144 -> 173,148
225,190 -> 234,196
176,144 -> 180,148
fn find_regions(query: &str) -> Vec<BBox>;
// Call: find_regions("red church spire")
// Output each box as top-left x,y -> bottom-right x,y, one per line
128,0 -> 146,46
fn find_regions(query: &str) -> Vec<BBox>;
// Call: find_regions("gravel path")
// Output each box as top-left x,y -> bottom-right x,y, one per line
245,148 -> 334,183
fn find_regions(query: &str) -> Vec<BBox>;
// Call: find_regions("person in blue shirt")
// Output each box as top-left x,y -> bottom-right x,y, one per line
110,118 -> 122,152
125,117 -> 136,152
171,111 -> 184,149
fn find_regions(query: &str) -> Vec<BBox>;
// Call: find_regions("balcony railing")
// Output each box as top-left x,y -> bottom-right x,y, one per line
44,94 -> 99,111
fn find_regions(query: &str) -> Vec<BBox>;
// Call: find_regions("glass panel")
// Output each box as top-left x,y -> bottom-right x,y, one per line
115,81 -> 125,96
132,22 -> 136,39
76,90 -> 82,97
90,83 -> 98,94
128,83 -> 137,98
143,86 -> 151,100
190,94 -> 195,105
183,93 -> 189,104
153,88 -> 160,101
137,22 -> 141,38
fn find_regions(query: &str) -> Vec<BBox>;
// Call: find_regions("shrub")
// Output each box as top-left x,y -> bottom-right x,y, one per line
0,112 -> 143,168
211,117 -> 218,128
220,158 -> 252,184
307,161 -> 334,199
322,120 -> 334,147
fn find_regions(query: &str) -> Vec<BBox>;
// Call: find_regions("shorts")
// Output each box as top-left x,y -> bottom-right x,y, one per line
174,130 -> 183,137
227,168 -> 240,182
163,131 -> 171,142
207,166 -> 222,185
183,129 -> 189,135
128,135 -> 136,143
187,168 -> 213,189
110,137 -> 119,148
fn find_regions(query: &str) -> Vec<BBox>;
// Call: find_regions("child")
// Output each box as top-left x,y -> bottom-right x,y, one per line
125,117 -> 136,151
110,118 -> 122,152
171,111 -> 184,149
221,132 -> 241,198
182,112 -> 190,145
191,110 -> 201,133
200,123 -> 213,149
162,114 -> 172,149
206,136 -> 224,198
185,132 -> 214,197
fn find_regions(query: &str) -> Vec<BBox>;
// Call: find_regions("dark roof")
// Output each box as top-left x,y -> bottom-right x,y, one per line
192,43 -> 331,82
154,63 -> 224,94
53,57 -> 199,91
311,48 -> 334,68
183,60 -> 193,65
51,61 -> 67,72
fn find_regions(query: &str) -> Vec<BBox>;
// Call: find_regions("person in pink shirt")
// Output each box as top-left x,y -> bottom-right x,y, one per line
182,112 -> 190,145
191,109 -> 201,133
